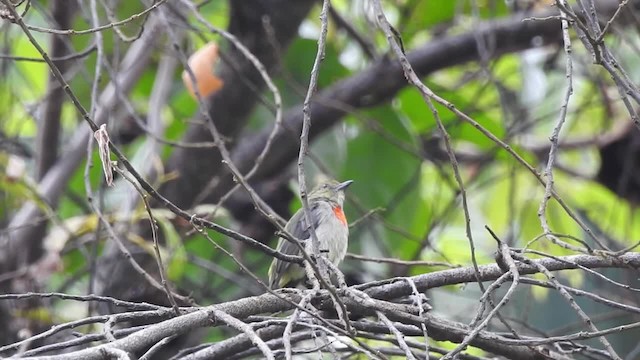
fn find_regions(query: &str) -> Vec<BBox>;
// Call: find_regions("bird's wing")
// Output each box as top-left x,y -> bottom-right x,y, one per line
268,202 -> 323,289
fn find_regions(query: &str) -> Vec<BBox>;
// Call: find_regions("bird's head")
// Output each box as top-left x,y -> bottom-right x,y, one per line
308,179 -> 353,206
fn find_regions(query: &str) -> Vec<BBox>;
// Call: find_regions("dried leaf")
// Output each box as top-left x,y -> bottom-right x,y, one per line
182,42 -> 224,100
93,124 -> 114,187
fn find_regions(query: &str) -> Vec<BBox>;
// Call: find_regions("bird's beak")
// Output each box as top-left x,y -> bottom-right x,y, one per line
336,180 -> 354,191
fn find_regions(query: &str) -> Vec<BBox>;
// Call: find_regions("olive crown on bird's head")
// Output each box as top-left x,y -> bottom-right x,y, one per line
308,179 -> 353,204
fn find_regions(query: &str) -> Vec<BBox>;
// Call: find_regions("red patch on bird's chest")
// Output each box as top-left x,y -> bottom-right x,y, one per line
332,206 -> 347,225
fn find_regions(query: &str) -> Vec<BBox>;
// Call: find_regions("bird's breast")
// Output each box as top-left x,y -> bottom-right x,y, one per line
307,203 -> 349,265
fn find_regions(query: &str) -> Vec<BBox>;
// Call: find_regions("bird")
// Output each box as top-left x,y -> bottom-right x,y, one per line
268,179 -> 353,289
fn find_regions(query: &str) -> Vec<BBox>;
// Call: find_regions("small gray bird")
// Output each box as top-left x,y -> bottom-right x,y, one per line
268,179 -> 353,289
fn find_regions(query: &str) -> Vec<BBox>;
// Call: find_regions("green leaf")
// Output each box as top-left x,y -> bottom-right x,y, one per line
397,88 -> 436,134
156,214 -> 187,281
404,0 -> 457,36
282,38 -> 349,94
457,110 -> 505,149
340,106 -> 423,256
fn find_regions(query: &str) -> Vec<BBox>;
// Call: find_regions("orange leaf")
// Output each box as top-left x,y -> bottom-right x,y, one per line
182,42 -> 224,99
